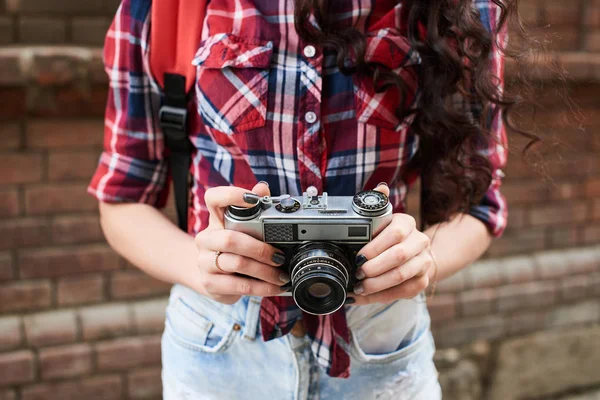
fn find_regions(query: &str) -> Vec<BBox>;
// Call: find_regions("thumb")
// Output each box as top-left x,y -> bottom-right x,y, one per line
373,182 -> 390,197
252,181 -> 271,198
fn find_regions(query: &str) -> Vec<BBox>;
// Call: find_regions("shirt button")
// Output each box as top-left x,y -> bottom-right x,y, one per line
233,323 -> 242,331
305,111 -> 317,124
303,45 -> 316,58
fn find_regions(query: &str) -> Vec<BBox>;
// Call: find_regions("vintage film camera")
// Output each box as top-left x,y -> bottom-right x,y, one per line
225,186 -> 393,315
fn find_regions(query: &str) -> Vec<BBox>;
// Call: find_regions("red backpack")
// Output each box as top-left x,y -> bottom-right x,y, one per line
149,0 -> 208,233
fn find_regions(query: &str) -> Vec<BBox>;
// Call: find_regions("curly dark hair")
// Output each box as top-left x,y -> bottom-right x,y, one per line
294,0 -> 541,229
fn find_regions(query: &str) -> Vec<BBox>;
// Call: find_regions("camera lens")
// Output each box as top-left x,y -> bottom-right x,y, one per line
289,242 -> 351,315
307,282 -> 332,298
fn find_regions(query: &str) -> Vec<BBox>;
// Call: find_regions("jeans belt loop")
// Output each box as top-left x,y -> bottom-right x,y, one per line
242,297 -> 262,341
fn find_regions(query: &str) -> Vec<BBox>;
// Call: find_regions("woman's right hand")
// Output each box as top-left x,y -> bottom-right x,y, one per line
193,182 -> 289,304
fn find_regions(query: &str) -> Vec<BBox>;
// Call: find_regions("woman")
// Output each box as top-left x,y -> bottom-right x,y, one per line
90,0 -> 517,398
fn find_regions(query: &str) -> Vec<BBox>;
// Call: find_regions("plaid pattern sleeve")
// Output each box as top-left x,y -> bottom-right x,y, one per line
467,0 -> 509,237
87,0 -> 170,208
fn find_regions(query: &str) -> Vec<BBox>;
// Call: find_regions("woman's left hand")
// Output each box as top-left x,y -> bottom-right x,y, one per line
348,183 -> 434,305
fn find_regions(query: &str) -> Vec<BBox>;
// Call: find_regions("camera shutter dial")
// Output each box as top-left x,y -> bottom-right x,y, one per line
276,197 -> 301,213
352,190 -> 389,216
227,203 -> 261,220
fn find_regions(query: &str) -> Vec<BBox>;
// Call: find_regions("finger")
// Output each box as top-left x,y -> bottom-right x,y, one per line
202,230 -> 286,267
203,273 -> 285,297
349,274 -> 429,305
356,222 -> 425,279
205,186 -> 261,213
251,181 -> 271,198
354,251 -> 432,296
373,182 -> 390,197
212,252 -> 290,285
355,214 -> 417,270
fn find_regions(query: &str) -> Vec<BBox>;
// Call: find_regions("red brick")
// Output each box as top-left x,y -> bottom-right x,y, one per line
0,350 -> 35,385
548,226 -> 580,248
0,252 -> 14,281
487,229 -> 546,257
0,18 -> 14,45
21,375 -> 123,400
459,288 -> 496,317
0,389 -> 16,400
0,88 -> 26,118
501,256 -> 536,284
0,153 -> 43,184
6,0 -> 115,14
24,310 -> 77,347
0,189 -> 20,217
586,179 -> 600,197
132,298 -> 167,334
80,303 -> 132,340
540,0 -> 582,26
0,123 -> 21,149
24,183 -> 98,215
0,218 -> 51,250
72,18 -> 111,46
19,244 -> 119,278
560,275 -> 591,302
433,316 -> 505,348
0,316 -> 22,351
509,310 -> 549,335
57,274 -> 105,306
427,294 -> 457,322
467,259 -> 504,289
109,270 -> 172,300
96,336 -> 161,371
586,31 -> 600,52
497,281 -> 558,312
128,367 -> 162,400
52,215 -> 103,244
19,17 -> 66,44
507,206 -> 526,230
594,199 -> 600,221
529,201 -> 588,226
48,150 -> 101,181
39,344 -> 92,380
534,250 -> 571,279
582,225 -> 600,245
0,281 -> 52,313
502,181 -> 549,205
26,120 -> 104,149
30,87 -> 107,118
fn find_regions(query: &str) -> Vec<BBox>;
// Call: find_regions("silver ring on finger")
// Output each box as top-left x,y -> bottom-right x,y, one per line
214,250 -> 225,273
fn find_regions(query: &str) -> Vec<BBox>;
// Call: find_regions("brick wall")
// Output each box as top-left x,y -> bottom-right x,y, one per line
0,1 -> 599,399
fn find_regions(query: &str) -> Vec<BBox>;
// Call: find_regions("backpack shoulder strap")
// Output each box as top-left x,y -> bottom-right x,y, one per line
149,0 -> 207,233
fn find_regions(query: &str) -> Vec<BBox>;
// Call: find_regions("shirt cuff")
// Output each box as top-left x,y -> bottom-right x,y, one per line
87,151 -> 170,208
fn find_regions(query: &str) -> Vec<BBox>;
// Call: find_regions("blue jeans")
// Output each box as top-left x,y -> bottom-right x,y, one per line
161,284 -> 442,399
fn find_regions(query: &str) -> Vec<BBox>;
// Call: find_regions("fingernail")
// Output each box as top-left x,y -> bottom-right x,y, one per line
355,268 -> 365,280
272,252 -> 286,265
280,282 -> 292,291
243,193 -> 260,204
279,272 -> 291,283
353,284 -> 364,295
376,182 -> 389,188
355,254 -> 368,268
258,181 -> 269,187
345,297 -> 356,305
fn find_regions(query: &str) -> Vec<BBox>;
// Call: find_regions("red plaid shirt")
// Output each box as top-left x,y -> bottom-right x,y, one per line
89,0 -> 508,378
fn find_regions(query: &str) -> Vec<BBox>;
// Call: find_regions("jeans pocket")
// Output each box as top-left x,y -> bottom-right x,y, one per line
165,296 -> 238,353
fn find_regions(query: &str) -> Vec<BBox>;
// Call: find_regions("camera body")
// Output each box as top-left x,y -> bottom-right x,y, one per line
224,187 -> 393,315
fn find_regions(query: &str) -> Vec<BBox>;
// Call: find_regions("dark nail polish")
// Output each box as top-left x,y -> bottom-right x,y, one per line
272,252 -> 286,265
355,268 -> 365,280
280,282 -> 292,292
353,284 -> 364,295
258,181 -> 269,187
279,272 -> 291,283
345,297 -> 356,305
243,193 -> 260,204
355,254 -> 368,268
